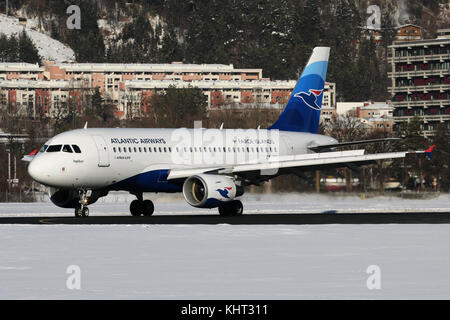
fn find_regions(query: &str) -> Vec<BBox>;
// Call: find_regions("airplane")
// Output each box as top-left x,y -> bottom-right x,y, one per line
25,47 -> 423,217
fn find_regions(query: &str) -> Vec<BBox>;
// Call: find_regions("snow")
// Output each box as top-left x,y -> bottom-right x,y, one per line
0,14 -> 75,62
1,223 -> 450,299
0,193 -> 449,299
0,192 -> 449,217
0,192 -> 450,299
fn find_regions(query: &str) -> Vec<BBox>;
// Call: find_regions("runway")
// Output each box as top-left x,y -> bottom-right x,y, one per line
1,211 -> 450,225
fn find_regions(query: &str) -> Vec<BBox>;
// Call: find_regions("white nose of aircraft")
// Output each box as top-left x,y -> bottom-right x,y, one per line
28,157 -> 44,184
28,157 -> 57,186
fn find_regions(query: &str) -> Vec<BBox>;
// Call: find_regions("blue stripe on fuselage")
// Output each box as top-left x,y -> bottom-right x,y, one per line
108,169 -> 182,192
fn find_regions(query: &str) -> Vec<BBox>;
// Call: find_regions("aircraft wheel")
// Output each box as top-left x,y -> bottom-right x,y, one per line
130,200 -> 142,216
142,200 -> 154,216
81,207 -> 89,218
219,200 -> 243,216
75,206 -> 82,218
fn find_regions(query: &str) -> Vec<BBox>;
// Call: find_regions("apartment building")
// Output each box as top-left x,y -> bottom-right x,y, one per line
0,79 -> 84,118
120,80 -> 336,119
0,61 -> 336,119
388,29 -> 450,137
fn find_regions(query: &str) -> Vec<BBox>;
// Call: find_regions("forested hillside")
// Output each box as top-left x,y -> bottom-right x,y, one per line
1,0 -> 449,102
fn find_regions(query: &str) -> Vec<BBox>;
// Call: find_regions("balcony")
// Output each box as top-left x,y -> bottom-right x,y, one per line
388,84 -> 450,93
388,53 -> 450,64
388,69 -> 450,78
391,99 -> 449,108
394,114 -> 450,122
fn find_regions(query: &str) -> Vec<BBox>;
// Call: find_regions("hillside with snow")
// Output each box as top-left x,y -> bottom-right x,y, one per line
0,14 -> 75,63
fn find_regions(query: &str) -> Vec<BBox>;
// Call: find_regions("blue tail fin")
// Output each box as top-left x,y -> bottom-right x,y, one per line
269,47 -> 330,133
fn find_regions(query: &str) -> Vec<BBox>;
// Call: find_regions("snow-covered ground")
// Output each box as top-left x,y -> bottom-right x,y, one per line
0,14 -> 75,62
1,223 -> 450,299
0,192 -> 449,217
0,193 -> 450,299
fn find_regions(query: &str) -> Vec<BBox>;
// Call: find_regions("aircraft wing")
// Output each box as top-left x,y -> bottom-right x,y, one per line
308,137 -> 402,152
167,149 -> 417,181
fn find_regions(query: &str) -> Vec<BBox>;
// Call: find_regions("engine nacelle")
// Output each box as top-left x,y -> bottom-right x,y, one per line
183,174 -> 242,208
49,188 -> 106,208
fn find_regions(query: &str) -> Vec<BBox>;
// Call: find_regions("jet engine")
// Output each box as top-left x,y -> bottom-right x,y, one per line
49,188 -> 106,208
182,174 -> 243,208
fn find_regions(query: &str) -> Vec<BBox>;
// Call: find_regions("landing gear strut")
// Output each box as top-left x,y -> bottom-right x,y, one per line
130,192 -> 154,216
218,200 -> 243,216
75,189 -> 90,218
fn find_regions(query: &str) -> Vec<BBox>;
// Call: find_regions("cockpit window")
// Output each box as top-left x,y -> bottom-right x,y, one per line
39,144 -> 48,153
47,145 -> 62,152
72,145 -> 81,153
62,145 -> 73,153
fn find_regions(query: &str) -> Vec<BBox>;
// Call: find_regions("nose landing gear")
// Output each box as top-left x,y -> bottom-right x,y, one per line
75,189 -> 91,218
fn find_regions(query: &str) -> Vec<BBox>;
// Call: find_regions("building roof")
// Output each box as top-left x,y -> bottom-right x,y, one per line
124,79 -> 299,90
53,62 -> 257,74
389,37 -> 450,47
0,79 -> 84,89
0,63 -> 43,72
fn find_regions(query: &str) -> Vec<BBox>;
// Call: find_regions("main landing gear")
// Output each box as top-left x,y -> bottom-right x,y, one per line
130,192 -> 154,216
218,200 -> 243,216
75,189 -> 90,218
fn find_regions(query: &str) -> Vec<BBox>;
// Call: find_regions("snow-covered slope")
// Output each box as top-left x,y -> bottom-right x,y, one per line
0,14 -> 75,62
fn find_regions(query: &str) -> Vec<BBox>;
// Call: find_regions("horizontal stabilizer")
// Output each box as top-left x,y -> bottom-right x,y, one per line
308,137 -> 402,152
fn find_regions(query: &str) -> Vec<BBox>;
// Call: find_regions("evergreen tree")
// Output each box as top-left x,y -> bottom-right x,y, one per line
18,29 -> 41,64
0,34 -> 9,62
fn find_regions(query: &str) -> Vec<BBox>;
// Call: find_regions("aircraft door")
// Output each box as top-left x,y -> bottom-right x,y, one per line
92,136 -> 110,167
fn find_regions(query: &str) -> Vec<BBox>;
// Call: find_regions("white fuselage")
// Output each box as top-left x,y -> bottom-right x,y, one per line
28,128 -> 337,191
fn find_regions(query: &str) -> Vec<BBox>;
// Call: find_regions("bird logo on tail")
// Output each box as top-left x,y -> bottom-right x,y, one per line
293,89 -> 324,110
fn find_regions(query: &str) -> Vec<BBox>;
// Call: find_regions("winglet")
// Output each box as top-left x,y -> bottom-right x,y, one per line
425,144 -> 435,160
21,149 -> 38,162
84,122 -> 88,129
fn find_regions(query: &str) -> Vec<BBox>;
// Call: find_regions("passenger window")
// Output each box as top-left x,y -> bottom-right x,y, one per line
72,145 -> 82,153
62,145 -> 73,153
118,147 -> 121,152
47,145 -> 62,152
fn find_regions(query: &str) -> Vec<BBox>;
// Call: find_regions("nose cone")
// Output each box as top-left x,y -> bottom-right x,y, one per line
28,157 -> 47,185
